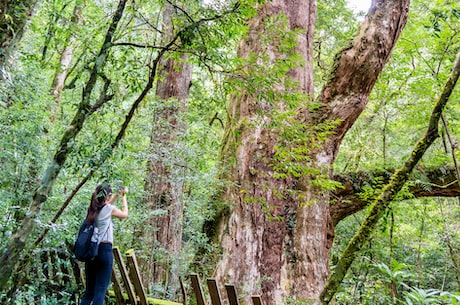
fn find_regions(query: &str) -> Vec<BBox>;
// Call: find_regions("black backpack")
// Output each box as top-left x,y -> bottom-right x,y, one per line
73,219 -> 99,262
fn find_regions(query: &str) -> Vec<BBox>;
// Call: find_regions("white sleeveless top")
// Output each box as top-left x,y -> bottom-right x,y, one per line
94,204 -> 114,244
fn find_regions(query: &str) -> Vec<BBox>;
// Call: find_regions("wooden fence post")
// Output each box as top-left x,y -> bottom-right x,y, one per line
225,285 -> 239,305
180,276 -> 187,305
111,267 -> 125,305
113,247 -> 136,304
251,296 -> 263,305
207,279 -> 223,305
190,274 -> 207,305
126,250 -> 148,305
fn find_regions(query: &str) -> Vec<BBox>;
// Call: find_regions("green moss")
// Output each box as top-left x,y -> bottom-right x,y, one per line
107,290 -> 183,305
286,297 -> 322,305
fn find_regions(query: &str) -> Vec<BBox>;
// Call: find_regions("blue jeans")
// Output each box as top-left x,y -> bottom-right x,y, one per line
80,243 -> 113,305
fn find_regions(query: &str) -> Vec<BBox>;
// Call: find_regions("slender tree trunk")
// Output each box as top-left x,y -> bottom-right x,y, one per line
50,0 -> 85,122
389,209 -> 398,302
141,3 -> 191,298
416,205 -> 426,286
214,0 -> 410,304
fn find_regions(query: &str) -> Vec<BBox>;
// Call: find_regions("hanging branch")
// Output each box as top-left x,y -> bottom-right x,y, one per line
321,50 -> 460,304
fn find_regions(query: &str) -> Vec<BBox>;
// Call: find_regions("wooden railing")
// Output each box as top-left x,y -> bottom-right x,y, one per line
110,247 -> 182,305
110,248 -> 264,305
21,246 -> 263,305
190,274 -> 263,305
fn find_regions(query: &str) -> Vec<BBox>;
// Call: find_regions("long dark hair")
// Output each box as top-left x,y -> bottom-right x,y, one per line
86,182 -> 112,224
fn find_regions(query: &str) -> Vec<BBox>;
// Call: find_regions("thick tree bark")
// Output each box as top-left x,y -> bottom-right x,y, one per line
0,0 -> 128,292
214,0 -> 410,304
141,3 -> 191,298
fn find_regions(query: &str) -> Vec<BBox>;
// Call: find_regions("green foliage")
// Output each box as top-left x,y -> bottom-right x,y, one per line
374,261 -> 414,288
402,285 -> 444,305
1,0 -> 460,303
332,197 -> 460,304
314,0 -> 360,88
271,117 -> 343,196
331,0 -> 460,299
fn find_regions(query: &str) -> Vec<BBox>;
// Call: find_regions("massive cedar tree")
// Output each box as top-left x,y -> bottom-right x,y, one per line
213,0 -> 410,304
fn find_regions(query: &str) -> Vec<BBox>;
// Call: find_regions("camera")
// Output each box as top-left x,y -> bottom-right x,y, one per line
115,180 -> 128,195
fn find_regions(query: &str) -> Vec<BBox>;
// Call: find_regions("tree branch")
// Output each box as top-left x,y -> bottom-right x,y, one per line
112,41 -> 175,49
321,49 -> 460,304
441,114 -> 460,188
316,0 -> 410,146
330,166 -> 460,225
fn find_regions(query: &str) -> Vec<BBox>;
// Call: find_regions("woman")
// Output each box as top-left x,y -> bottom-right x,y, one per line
80,182 -> 128,305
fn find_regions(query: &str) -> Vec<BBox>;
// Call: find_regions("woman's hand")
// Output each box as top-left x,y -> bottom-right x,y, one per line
118,186 -> 128,196
113,186 -> 128,219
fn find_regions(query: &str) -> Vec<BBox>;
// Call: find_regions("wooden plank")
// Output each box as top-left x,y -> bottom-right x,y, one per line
179,276 -> 187,305
206,279 -> 222,305
126,250 -> 148,305
190,274 -> 207,305
251,296 -> 263,305
225,285 -> 239,305
111,267 -> 125,305
113,247 -> 136,304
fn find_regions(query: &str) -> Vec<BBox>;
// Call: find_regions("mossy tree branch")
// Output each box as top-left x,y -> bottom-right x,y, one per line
320,50 -> 460,304
330,166 -> 460,225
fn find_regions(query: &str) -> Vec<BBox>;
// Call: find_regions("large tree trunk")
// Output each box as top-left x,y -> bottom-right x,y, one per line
141,3 -> 191,298
214,0 -> 409,304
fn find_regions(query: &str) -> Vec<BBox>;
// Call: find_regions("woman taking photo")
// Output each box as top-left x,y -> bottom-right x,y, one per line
80,182 -> 128,305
